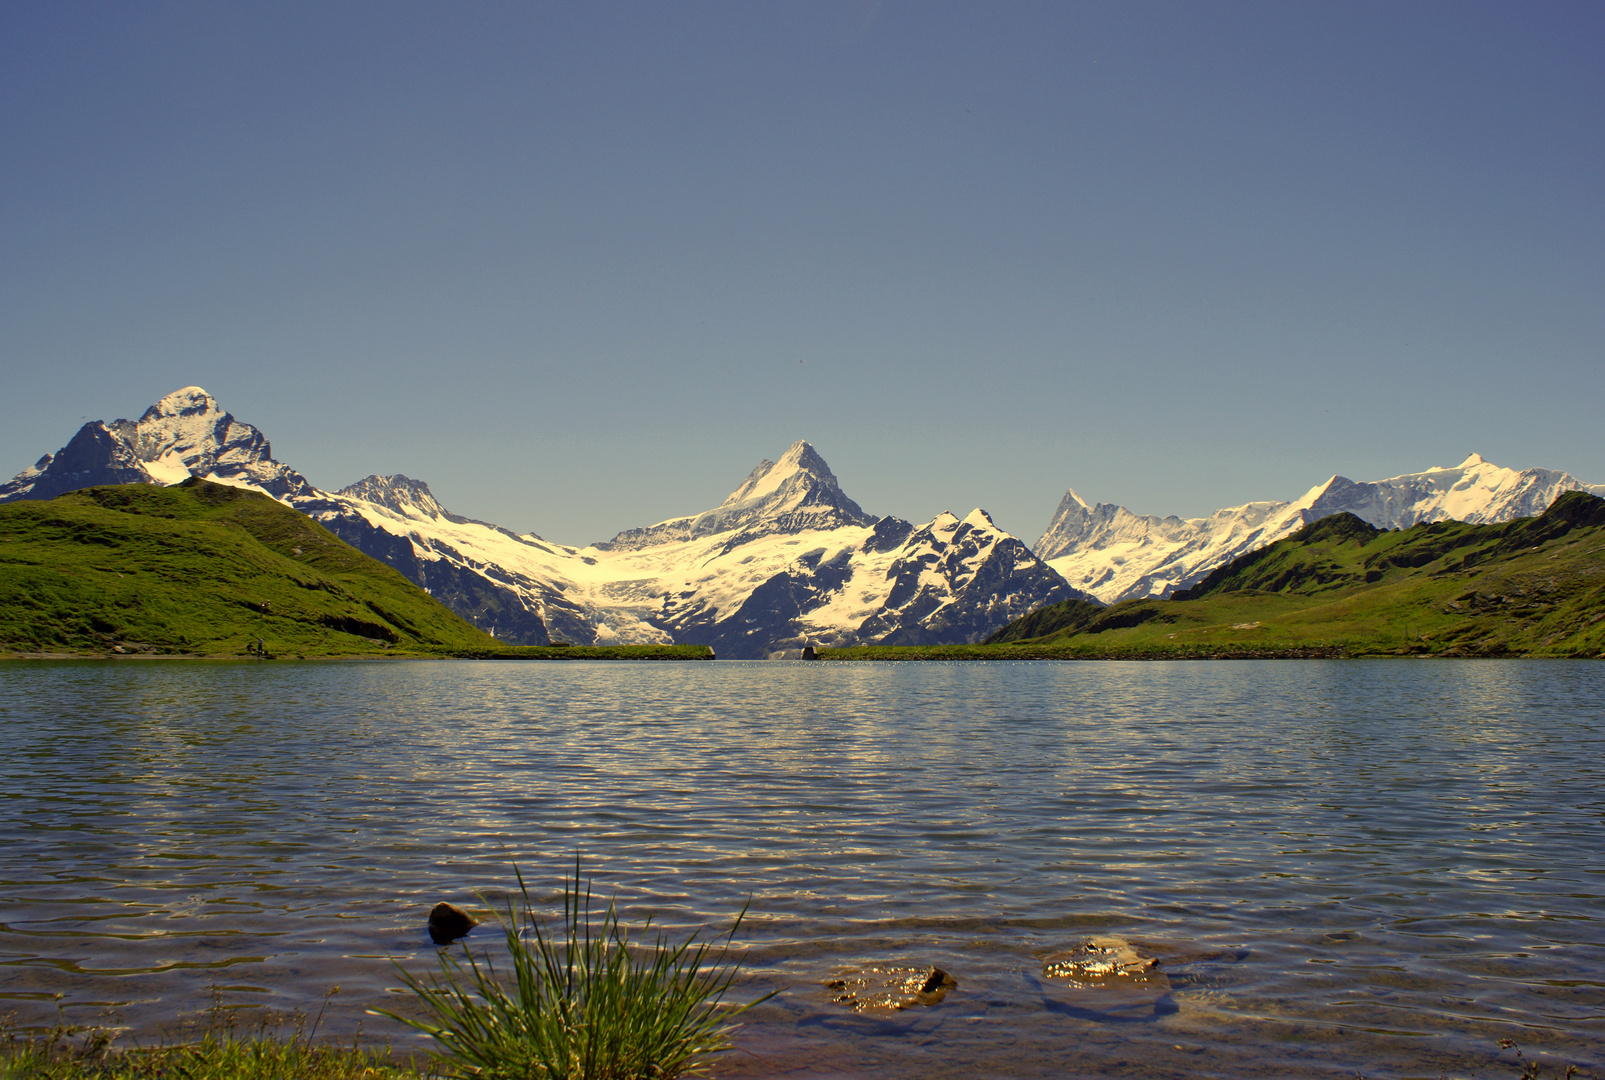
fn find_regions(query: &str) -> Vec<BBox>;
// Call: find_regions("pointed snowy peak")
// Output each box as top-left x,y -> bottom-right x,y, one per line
600,440 -> 874,550
1033,487 -> 1102,558
1459,452 -> 1485,468
718,440 -> 844,507
338,474 -> 451,520
1293,475 -> 1357,513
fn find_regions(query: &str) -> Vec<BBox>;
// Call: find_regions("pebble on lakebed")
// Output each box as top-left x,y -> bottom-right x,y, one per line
427,902 -> 479,944
827,965 -> 958,1012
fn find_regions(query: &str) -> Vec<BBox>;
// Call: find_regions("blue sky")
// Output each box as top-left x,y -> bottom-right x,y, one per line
3,1 -> 1601,545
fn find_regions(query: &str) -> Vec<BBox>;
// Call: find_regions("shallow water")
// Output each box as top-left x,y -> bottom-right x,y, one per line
1,659 -> 1601,1078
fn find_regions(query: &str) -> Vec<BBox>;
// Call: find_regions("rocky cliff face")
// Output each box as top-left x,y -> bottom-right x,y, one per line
1036,454 -> 1605,604
0,423 -> 154,502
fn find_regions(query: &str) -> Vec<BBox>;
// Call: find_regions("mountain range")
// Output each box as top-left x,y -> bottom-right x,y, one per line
1036,455 -> 1605,604
5,387 -> 1600,657
0,388 -> 1080,657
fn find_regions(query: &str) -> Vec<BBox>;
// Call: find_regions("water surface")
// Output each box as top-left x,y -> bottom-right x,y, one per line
1,659 -> 1601,1078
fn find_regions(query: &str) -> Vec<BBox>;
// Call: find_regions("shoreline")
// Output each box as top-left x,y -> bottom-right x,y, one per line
0,644 -> 718,662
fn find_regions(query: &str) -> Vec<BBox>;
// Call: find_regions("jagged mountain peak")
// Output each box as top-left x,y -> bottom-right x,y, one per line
338,474 -> 451,519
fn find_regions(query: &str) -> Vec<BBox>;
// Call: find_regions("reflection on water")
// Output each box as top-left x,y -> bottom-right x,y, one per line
1,659 -> 1602,1078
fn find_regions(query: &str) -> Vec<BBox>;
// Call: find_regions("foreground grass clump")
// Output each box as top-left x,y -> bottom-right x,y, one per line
380,864 -> 772,1080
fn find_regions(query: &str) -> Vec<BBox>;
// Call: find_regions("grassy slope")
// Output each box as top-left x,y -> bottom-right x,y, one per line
0,479 -> 503,657
821,491 -> 1605,660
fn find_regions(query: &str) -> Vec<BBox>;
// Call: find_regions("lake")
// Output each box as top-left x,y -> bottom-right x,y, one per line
1,659 -> 1601,1078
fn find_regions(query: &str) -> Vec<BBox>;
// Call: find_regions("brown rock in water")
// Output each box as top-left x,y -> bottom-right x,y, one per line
428,902 -> 479,944
1041,936 -> 1158,982
1040,936 -> 1171,1020
827,964 -> 958,1011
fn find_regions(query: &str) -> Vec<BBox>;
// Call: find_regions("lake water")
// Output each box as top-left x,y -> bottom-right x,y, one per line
1,659 -> 1601,1078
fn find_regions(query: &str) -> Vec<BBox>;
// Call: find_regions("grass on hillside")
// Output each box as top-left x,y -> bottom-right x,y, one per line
0,480 -> 496,658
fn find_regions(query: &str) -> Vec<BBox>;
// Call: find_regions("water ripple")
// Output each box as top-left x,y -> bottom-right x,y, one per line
1,658 -> 1602,1077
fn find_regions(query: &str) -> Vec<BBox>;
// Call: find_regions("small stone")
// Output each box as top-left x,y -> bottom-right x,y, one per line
428,902 -> 479,944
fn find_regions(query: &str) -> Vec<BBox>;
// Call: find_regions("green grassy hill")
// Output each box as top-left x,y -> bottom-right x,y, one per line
0,479 -> 500,657
822,491 -> 1605,660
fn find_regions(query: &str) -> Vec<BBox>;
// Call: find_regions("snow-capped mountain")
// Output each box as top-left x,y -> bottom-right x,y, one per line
2,387 -> 1083,656
598,441 -> 875,550
309,441 -> 1081,656
1037,454 -> 1605,604
0,388 -> 314,503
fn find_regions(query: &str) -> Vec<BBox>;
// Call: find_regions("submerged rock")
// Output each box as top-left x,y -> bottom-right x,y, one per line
1041,936 -> 1158,982
826,965 -> 957,1012
1039,936 -> 1171,1019
427,902 -> 479,944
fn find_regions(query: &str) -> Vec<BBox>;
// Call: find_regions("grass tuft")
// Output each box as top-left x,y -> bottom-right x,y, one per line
378,861 -> 773,1080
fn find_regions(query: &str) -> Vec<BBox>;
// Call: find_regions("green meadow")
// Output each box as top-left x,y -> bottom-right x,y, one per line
0,479 -> 498,657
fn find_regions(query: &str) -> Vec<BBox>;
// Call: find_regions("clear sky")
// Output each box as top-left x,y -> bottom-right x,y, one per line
3,1 -> 1601,546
